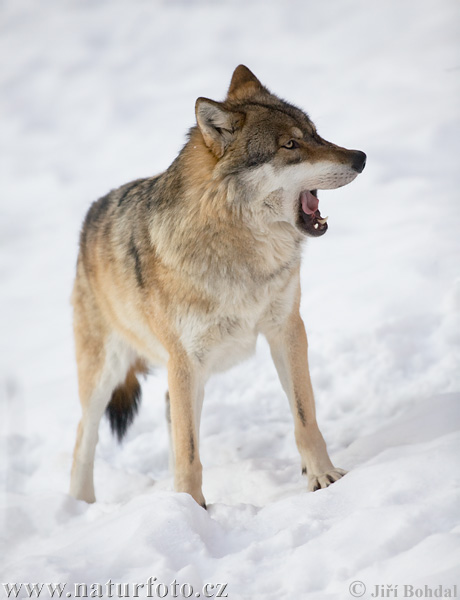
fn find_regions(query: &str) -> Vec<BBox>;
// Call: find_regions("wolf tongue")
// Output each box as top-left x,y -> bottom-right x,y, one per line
300,190 -> 319,215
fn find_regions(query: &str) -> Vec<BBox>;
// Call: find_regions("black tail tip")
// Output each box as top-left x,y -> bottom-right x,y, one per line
105,378 -> 142,443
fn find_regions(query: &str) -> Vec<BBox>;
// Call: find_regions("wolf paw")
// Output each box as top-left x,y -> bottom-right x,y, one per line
307,468 -> 347,492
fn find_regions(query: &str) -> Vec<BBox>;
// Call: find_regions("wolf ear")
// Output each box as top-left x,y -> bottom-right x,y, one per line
195,98 -> 243,158
227,64 -> 265,100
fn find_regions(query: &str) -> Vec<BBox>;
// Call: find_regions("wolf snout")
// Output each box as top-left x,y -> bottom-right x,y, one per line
351,150 -> 367,173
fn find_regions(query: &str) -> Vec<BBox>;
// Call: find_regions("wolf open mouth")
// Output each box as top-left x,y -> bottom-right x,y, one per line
298,190 -> 328,237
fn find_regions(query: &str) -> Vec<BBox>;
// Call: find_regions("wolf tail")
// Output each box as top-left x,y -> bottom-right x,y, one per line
105,365 -> 144,442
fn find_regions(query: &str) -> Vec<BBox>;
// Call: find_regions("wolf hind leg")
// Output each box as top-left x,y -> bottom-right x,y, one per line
70,278 -> 139,502
71,355 -> 145,502
70,382 -> 114,503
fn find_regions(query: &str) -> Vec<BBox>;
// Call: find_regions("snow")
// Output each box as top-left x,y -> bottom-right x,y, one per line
1,0 -> 460,598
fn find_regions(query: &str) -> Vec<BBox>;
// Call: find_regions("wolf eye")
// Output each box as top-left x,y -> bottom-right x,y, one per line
283,140 -> 300,150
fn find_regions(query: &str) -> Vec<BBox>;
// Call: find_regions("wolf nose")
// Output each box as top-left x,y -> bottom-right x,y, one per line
351,150 -> 366,173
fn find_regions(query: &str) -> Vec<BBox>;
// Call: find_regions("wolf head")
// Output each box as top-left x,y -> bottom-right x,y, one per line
194,65 -> 366,238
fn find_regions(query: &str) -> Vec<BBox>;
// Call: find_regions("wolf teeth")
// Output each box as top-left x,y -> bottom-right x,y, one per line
317,217 -> 329,225
314,223 -> 319,229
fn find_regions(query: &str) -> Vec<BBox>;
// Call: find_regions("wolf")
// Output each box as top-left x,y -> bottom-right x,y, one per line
69,65 -> 366,508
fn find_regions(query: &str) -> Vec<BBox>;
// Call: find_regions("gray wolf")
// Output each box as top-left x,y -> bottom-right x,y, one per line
69,65 -> 366,507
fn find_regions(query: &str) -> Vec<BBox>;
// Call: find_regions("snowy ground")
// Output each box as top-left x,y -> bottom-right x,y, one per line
1,1 -> 460,598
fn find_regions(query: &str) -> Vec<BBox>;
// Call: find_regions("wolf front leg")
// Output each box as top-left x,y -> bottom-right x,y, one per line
265,306 -> 346,491
167,354 -> 206,508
